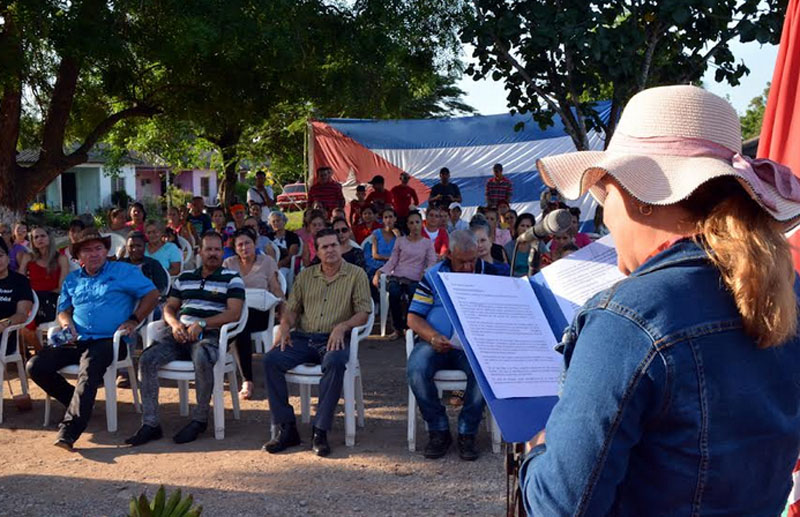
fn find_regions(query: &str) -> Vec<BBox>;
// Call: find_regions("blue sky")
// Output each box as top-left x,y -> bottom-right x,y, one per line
458,39 -> 778,116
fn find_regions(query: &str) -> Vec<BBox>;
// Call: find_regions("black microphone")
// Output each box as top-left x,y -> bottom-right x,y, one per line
517,208 -> 572,242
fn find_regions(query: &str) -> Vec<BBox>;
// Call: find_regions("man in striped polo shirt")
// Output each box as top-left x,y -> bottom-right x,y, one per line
263,227 -> 372,457
126,232 -> 245,446
307,166 -> 345,218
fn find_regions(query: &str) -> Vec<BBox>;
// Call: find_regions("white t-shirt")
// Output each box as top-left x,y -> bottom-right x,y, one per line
426,228 -> 440,241
247,186 -> 274,205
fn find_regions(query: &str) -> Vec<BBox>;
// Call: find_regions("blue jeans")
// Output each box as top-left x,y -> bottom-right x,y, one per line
263,331 -> 349,431
407,341 -> 485,435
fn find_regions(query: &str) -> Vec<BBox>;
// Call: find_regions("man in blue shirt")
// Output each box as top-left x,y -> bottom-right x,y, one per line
27,229 -> 159,450
407,230 -> 500,461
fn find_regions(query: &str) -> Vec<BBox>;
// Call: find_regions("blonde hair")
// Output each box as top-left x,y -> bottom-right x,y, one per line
683,178 -> 797,348
30,226 -> 60,274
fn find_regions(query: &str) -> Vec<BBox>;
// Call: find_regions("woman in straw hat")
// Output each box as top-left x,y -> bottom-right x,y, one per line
520,85 -> 800,515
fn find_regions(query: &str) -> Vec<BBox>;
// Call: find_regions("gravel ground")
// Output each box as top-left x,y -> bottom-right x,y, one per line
0,336 -> 506,516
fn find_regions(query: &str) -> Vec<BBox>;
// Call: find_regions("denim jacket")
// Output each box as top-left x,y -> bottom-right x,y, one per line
520,240 -> 800,516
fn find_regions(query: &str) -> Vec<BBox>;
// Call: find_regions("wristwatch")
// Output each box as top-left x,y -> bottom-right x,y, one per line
197,320 -> 207,329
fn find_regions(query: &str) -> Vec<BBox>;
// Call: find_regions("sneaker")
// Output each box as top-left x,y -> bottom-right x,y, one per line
125,424 -> 163,446
53,437 -> 75,452
311,427 -> 331,457
172,420 -> 207,444
457,433 -> 479,461
423,430 -> 452,459
262,423 -> 301,454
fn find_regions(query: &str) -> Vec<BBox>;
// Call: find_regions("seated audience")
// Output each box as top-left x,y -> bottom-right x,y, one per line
0,223 -> 11,250
349,185 -> 370,227
374,210 -> 436,338
228,204 -> 248,232
369,207 -> 399,272
406,230 -> 500,461
243,216 -> 276,260
223,228 -> 283,400
447,203 -> 469,234
300,210 -> 328,267
9,221 -> 29,272
549,232 -> 576,257
144,220 -> 183,276
268,210 -> 300,274
567,207 -> 593,248
502,209 -> 518,237
187,196 -> 212,237
504,214 -> 536,277
108,208 -> 129,237
0,237 -> 34,359
263,227 -> 371,457
330,207 -> 346,223
553,242 -> 579,260
126,232 -> 244,446
19,226 -> 70,347
248,203 -> 272,236
210,206 -> 231,245
127,202 -> 147,233
484,207 -> 512,246
313,218 -> 366,271
496,200 -> 511,220
295,209 -> 315,244
352,205 -> 381,244
469,214 -> 510,275
27,229 -> 159,450
166,206 -> 196,248
120,232 -> 169,294
61,219 -> 86,271
422,205 -> 449,258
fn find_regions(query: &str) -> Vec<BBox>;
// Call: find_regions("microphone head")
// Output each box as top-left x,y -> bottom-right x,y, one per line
544,208 -> 573,235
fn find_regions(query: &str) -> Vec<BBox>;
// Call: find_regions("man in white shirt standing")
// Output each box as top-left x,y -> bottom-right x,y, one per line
247,170 -> 275,221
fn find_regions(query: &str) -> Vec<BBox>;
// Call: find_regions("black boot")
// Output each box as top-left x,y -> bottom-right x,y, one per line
312,426 -> 331,457
262,423 -> 301,454
424,430 -> 452,459
457,433 -> 479,461
173,420 -> 207,444
125,424 -> 163,446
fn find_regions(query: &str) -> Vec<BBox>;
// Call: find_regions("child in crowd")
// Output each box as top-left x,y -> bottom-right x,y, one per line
330,207 -> 346,223
353,205 -> 380,244
349,185 -> 370,226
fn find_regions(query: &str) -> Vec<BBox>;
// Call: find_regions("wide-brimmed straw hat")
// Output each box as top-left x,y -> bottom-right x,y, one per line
537,85 -> 800,230
70,228 -> 111,257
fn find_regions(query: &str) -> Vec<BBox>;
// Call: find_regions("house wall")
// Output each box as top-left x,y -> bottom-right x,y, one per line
42,163 -> 136,213
136,169 -> 164,201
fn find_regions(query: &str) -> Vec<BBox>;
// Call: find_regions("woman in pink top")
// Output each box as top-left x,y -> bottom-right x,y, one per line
485,207 -> 512,246
374,210 -> 437,338
300,209 -> 327,267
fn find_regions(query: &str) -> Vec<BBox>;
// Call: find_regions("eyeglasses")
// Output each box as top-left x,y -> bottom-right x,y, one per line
334,228 -> 349,234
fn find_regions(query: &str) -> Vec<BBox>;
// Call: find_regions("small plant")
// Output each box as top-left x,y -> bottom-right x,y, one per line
127,485 -> 202,517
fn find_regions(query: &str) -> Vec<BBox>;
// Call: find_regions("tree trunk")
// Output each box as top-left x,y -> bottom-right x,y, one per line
217,146 -> 240,209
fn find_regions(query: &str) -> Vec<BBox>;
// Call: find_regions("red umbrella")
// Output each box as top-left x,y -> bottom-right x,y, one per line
758,0 -> 800,271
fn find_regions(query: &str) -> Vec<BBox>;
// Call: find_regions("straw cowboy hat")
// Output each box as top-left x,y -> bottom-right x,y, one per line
70,228 -> 111,257
537,85 -> 800,230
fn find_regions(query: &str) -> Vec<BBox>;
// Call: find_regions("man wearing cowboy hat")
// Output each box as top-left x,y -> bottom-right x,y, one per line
26,228 -> 160,451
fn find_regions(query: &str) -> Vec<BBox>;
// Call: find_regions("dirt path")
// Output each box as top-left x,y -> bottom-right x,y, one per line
0,337 -> 506,516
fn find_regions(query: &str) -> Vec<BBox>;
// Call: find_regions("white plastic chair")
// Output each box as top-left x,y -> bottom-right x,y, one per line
0,291 -> 38,423
271,301 -> 375,447
249,272 -> 287,355
177,236 -> 193,271
405,331 -> 501,453
361,235 -> 390,336
284,239 -> 304,292
268,240 -> 280,262
43,325 -> 142,432
103,232 -> 126,259
143,301 -> 248,439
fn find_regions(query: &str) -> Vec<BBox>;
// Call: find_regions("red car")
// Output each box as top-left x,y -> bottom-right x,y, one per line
276,182 -> 308,211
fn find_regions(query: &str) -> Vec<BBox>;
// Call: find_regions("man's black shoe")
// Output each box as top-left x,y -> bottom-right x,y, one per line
125,424 -> 163,446
53,437 -> 75,452
311,427 -> 331,457
173,420 -> 207,444
424,430 -> 452,459
262,423 -> 301,454
457,433 -> 480,461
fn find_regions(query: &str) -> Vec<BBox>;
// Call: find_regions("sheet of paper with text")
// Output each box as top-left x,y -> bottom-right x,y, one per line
439,273 -> 562,399
538,234 -> 626,324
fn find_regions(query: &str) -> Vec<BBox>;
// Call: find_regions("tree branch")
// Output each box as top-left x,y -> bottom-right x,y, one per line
62,104 -> 161,168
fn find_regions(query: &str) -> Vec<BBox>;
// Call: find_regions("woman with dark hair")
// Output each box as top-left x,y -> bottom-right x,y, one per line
519,85 -> 800,515
8,221 -> 29,273
300,210 -> 328,267
366,207 -> 398,273
126,202 -> 147,233
0,237 -> 33,358
503,213 -> 536,277
502,209 -> 518,238
312,218 -> 366,270
374,210 -> 437,338
223,227 -> 283,400
268,210 -> 300,274
469,214 -> 509,275
144,220 -> 182,276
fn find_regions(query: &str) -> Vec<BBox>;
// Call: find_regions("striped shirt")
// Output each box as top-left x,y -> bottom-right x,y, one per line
308,181 -> 345,216
169,266 -> 246,325
289,261 -> 372,334
485,176 -> 513,207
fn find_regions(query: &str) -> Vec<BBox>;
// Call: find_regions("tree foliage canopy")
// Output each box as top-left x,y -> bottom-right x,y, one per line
1,0 -> 472,211
740,83 -> 770,141
462,0 -> 787,150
